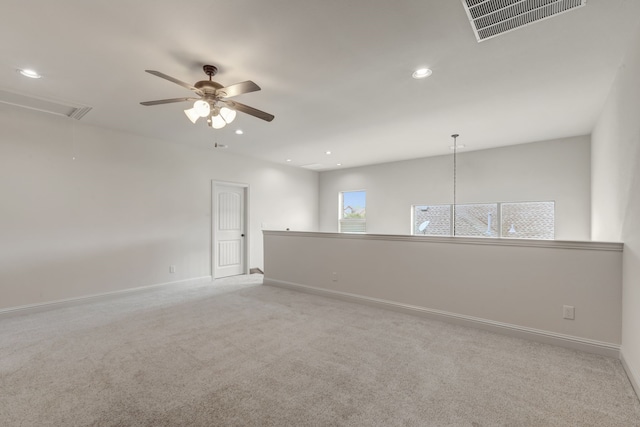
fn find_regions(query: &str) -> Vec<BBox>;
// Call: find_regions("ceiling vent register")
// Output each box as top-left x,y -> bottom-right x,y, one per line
300,163 -> 325,170
461,0 -> 587,42
0,89 -> 92,120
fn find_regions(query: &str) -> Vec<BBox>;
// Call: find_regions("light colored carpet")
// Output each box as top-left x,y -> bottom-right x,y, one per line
1,274 -> 638,426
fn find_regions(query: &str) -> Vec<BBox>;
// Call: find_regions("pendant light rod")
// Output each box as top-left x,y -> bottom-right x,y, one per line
451,134 -> 459,237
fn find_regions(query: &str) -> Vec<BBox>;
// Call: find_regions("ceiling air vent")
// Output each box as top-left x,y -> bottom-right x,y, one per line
461,0 -> 587,42
0,88 -> 92,120
300,163 -> 325,170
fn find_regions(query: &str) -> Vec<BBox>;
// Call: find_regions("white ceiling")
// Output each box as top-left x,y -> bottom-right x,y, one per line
2,0 -> 640,170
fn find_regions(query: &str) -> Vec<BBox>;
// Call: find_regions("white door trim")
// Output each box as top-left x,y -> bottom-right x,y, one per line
211,181 -> 250,278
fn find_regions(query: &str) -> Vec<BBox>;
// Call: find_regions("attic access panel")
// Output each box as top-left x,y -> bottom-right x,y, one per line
461,0 -> 587,42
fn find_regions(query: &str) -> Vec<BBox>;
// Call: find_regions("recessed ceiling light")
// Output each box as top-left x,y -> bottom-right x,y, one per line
449,144 -> 466,150
214,143 -> 228,149
286,159 -> 292,162
235,129 -> 243,135
18,69 -> 42,79
336,163 -> 342,166
325,151 -> 332,155
412,68 -> 432,79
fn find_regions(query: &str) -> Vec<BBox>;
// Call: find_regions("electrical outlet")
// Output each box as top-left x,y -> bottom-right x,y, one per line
563,305 -> 575,320
331,272 -> 338,282
170,265 -> 176,273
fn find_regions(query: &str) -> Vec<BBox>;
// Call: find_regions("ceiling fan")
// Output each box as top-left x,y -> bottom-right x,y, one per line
140,64 -> 274,129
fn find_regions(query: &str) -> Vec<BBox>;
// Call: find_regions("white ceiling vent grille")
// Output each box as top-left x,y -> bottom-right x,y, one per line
0,88 -> 92,120
300,163 -> 325,170
461,0 -> 587,42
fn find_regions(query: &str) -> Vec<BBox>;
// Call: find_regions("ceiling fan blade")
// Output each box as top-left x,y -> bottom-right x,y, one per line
140,97 -> 197,106
223,100 -> 274,122
219,81 -> 261,98
145,70 -> 203,95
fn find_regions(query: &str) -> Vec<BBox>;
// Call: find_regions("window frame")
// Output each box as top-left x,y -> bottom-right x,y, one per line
339,190 -> 366,233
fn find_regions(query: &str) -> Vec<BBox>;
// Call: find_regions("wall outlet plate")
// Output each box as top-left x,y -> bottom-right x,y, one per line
563,305 -> 575,320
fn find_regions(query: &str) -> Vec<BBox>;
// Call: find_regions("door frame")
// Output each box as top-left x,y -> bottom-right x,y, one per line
211,180 -> 250,278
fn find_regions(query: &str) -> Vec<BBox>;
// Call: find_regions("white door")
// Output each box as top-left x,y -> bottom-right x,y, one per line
213,184 -> 246,278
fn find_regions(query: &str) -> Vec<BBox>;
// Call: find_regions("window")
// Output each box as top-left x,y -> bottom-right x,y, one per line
413,204 -> 451,236
340,190 -> 366,233
455,203 -> 499,237
501,201 -> 554,239
412,201 -> 554,239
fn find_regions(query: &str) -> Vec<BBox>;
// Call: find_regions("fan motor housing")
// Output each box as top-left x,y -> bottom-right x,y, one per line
195,80 -> 223,94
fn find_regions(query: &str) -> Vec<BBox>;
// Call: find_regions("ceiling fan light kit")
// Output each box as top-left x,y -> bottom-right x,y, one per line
193,100 -> 211,117
141,64 -> 274,130
184,99 -> 212,124
210,114 -> 226,129
184,107 -> 201,124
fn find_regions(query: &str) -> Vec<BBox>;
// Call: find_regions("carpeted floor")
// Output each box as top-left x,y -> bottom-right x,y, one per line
1,274 -> 639,426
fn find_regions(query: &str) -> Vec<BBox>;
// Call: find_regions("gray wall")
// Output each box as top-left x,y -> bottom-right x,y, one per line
319,136 -> 591,241
0,103 -> 319,310
592,25 -> 640,394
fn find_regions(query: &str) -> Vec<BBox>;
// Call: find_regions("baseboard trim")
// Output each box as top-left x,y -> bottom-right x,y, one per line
620,349 -> 640,400
264,278 -> 620,358
0,276 -> 213,318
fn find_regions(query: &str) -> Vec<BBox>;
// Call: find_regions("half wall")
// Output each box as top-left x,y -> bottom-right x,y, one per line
264,231 -> 622,356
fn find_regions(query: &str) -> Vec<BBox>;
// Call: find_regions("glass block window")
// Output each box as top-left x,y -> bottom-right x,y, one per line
339,190 -> 366,233
413,205 -> 451,235
501,201 -> 555,240
455,203 -> 499,237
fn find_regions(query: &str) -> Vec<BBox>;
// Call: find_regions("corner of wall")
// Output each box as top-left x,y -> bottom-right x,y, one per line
621,348 -> 640,400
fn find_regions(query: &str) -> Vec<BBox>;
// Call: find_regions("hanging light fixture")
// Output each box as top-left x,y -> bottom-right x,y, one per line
209,113 -> 226,129
184,100 -> 211,123
451,134 -> 459,236
184,108 -> 200,124
207,106 -> 237,129
184,101 -> 238,129
194,100 -> 211,117
220,107 -> 236,123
